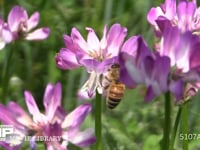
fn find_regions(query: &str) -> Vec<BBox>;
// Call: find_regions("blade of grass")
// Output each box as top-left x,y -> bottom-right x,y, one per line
95,92 -> 102,150
162,91 -> 171,150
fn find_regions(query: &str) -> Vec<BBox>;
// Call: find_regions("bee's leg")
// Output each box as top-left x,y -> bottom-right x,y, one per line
104,76 -> 112,82
104,85 -> 109,90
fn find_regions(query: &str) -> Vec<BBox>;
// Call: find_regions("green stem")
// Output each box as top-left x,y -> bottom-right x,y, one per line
2,47 -> 14,104
181,103 -> 188,150
163,91 -> 171,150
95,92 -> 102,150
169,107 -> 182,150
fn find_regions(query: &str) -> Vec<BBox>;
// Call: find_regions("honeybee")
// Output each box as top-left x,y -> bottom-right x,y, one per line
102,63 -> 125,109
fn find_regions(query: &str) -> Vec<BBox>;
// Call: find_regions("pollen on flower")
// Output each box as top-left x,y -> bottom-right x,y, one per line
88,49 -> 103,62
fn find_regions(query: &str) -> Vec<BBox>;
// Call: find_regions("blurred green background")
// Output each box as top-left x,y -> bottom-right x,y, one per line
1,0 -> 200,150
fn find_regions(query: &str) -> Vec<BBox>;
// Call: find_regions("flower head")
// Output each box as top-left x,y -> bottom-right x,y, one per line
56,23 -> 127,72
147,0 -> 200,35
56,23 -> 127,99
0,82 -> 95,150
7,5 -> 50,41
120,35 -> 171,101
156,20 -> 200,100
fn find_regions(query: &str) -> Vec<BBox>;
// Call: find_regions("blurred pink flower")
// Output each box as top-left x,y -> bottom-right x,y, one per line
119,35 -> 175,101
147,0 -> 200,35
155,20 -> 200,100
0,18 -> 13,50
0,82 -> 95,150
7,5 -> 50,41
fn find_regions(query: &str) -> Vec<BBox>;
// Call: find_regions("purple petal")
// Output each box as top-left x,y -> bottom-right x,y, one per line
153,55 -> 170,92
54,106 -> 67,121
43,122 -> 62,137
181,67 -> 200,83
8,5 -> 28,32
46,144 -> 54,150
62,104 -> 92,129
71,27 -> 89,53
86,27 -> 100,52
177,1 -> 196,31
194,7 -> 200,31
119,52 -> 137,88
77,89 -> 96,100
135,36 -> 152,65
159,24 -> 180,66
46,142 -> 67,150
68,128 -> 96,147
77,71 -> 100,100
7,102 -> 32,126
143,55 -> 170,101
162,0 -> 177,19
43,83 -> 54,108
175,31 -> 193,72
121,36 -> 139,57
145,86 -> 157,102
79,59 -> 100,73
63,35 -> 72,47
0,19 -> 13,48
98,57 -> 119,73
0,104 -> 21,126
155,17 -> 172,34
80,57 -> 118,74
63,35 -> 81,52
2,26 -> 13,43
120,66 -> 137,88
123,36 -> 152,84
55,48 -> 81,70
25,27 -> 50,40
169,80 -> 184,101
125,56 -> 144,84
142,56 -> 155,79
106,23 -> 127,57
190,41 -> 200,69
43,82 -> 62,121
147,0 -> 176,26
100,24 -> 108,49
27,12 -> 39,31
24,91 -> 41,122
0,141 -> 21,150
147,7 -> 164,26
184,83 -> 199,98
7,102 -> 29,118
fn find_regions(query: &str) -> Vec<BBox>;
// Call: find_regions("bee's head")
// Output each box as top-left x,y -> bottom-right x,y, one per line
108,63 -> 120,80
111,63 -> 120,69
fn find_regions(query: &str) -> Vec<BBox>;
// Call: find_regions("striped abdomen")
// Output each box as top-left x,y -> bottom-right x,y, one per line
107,83 -> 125,109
